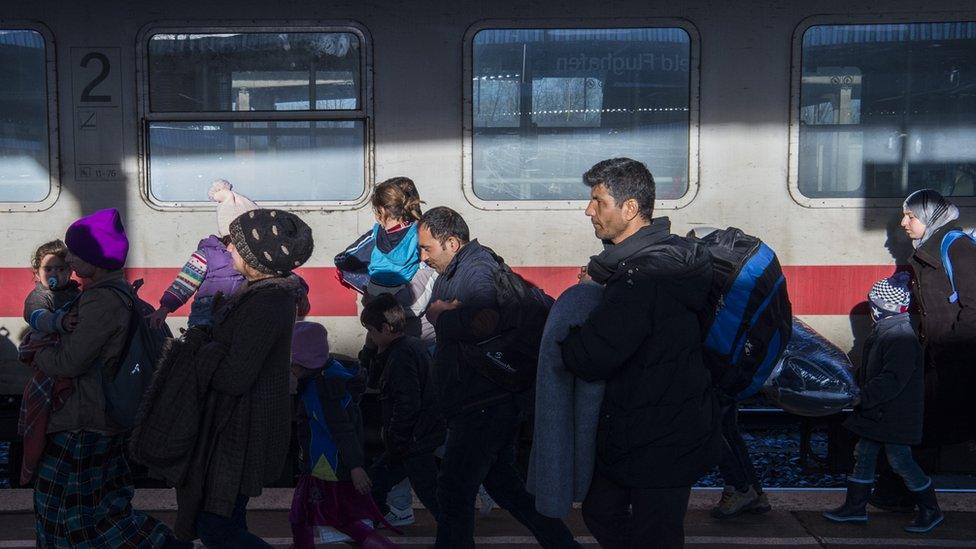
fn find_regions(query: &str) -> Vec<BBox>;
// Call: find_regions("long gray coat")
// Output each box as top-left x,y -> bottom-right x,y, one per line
526,282 -> 605,518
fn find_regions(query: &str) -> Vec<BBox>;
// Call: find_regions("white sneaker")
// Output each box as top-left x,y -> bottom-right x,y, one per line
316,526 -> 352,543
383,504 -> 415,527
478,485 -> 496,516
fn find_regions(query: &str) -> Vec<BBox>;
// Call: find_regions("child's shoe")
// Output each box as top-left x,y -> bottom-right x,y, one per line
383,503 -> 415,527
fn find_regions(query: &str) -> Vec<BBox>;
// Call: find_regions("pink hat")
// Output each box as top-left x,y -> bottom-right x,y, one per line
209,179 -> 258,237
292,321 -> 330,369
64,208 -> 129,270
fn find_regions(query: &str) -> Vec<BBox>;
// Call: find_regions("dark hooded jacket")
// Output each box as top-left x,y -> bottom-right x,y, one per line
844,313 -> 924,445
560,218 -> 721,489
909,223 -> 976,445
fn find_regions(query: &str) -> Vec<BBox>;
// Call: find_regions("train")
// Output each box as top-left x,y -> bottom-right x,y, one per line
1,0 -> 975,475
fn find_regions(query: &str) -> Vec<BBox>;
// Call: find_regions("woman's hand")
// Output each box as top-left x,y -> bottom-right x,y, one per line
60,311 -> 79,332
350,467 -> 372,495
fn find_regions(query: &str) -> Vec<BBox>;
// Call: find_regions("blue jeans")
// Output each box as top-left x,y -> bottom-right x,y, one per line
850,438 -> 929,491
196,495 -> 271,549
717,404 -> 762,493
434,398 -> 579,549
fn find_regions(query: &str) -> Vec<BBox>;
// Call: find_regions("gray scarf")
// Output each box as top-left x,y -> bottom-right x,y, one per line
903,189 -> 959,248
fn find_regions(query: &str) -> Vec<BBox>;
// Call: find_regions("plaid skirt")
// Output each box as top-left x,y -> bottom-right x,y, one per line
34,431 -> 171,548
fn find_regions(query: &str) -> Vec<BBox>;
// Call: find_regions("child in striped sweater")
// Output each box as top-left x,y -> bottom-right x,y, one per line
148,180 -> 257,329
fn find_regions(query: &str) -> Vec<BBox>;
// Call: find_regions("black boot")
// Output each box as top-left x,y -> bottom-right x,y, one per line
904,484 -> 944,534
823,480 -> 872,523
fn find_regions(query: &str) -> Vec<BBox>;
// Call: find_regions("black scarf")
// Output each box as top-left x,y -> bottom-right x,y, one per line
586,217 -> 672,284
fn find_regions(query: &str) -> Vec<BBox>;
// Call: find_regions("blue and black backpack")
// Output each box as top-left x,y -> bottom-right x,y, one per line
695,228 -> 793,401
940,229 -> 976,303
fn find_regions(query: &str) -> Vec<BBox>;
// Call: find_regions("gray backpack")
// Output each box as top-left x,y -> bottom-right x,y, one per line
100,281 -> 172,429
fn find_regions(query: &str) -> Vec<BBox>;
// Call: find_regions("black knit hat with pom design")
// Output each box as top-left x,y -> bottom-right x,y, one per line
229,209 -> 313,275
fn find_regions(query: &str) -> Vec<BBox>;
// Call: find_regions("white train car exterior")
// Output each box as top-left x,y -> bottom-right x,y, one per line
1,0 -> 974,397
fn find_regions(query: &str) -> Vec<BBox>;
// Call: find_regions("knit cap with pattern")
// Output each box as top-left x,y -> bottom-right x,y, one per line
869,271 -> 912,321
229,209 -> 314,275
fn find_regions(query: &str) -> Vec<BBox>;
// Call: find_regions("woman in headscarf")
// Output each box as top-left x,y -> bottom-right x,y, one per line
901,189 -> 976,448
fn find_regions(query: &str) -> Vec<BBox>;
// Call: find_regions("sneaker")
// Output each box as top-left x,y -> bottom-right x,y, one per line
710,485 -> 761,520
383,504 -> 415,527
749,492 -> 772,514
316,526 -> 352,543
478,485 -> 496,516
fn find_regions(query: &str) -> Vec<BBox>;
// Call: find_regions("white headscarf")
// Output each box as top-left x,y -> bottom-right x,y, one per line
903,189 -> 959,248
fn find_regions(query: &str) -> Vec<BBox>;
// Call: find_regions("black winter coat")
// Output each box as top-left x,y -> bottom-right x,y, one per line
429,239 -> 511,417
909,224 -> 976,445
560,220 -> 721,489
374,336 -> 446,457
844,313 -> 924,445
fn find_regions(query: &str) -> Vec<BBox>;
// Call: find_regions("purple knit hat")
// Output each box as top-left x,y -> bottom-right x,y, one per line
292,321 -> 330,370
64,208 -> 129,270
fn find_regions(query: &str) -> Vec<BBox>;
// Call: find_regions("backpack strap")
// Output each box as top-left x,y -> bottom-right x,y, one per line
97,283 -> 140,377
940,230 -> 976,304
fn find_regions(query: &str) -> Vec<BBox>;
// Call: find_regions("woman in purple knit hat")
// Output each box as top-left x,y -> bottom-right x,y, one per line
31,208 -> 190,548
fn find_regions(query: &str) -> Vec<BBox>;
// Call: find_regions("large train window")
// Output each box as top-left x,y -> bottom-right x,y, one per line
465,26 -> 699,207
0,28 -> 55,205
794,22 -> 976,202
142,30 -> 369,206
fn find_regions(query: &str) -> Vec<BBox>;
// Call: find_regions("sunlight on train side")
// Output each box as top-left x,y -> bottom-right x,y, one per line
797,22 -> 976,200
471,27 -> 692,202
0,29 -> 50,202
144,31 -> 367,204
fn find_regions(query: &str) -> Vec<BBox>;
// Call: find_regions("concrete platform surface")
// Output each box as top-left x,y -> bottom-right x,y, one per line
0,490 -> 974,548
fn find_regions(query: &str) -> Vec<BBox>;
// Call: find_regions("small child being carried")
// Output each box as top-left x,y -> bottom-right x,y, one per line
148,180 -> 256,329
288,321 -> 400,549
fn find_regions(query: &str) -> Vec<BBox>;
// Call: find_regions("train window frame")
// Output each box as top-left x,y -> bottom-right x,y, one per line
0,22 -> 60,212
462,19 -> 701,211
135,22 -> 374,211
788,14 -> 976,209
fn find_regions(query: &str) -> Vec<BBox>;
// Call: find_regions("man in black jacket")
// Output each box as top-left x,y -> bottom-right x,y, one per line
362,293 -> 443,522
561,158 -> 721,549
419,206 -> 579,549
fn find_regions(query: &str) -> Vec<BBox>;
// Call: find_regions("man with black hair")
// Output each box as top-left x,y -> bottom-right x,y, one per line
418,206 -> 579,549
561,158 -> 722,549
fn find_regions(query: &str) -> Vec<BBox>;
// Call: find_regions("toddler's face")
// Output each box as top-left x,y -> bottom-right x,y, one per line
36,254 -> 71,290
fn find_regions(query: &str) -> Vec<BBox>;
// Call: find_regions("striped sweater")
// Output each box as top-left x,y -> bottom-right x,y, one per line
160,251 -> 208,311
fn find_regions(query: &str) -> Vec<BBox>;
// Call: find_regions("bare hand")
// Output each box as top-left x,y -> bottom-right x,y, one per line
350,467 -> 372,495
578,266 -> 592,283
146,307 -> 170,329
61,312 -> 79,332
426,299 -> 461,325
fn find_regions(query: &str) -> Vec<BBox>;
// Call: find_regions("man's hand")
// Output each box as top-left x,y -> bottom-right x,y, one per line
578,266 -> 593,284
350,466 -> 372,495
426,299 -> 461,325
147,306 -> 170,329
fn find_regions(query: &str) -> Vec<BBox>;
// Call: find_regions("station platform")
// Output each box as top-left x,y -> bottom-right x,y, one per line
1,488 -> 974,547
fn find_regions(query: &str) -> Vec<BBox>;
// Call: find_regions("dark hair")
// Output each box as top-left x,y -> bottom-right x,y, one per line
372,177 -> 423,222
360,292 -> 407,333
583,158 -> 655,221
419,206 -> 469,244
31,239 -> 67,271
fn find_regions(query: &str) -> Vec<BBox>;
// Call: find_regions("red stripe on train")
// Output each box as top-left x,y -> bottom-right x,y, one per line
0,265 -> 901,318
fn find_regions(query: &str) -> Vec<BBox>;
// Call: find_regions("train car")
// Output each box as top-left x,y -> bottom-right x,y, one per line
1,0 -> 974,477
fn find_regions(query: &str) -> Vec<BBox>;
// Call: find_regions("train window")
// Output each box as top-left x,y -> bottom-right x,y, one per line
144,31 -> 368,205
797,22 -> 976,199
470,28 -> 693,202
0,29 -> 52,203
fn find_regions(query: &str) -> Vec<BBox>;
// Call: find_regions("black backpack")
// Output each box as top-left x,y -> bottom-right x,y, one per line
694,228 -> 792,401
474,252 -> 554,392
100,281 -> 172,429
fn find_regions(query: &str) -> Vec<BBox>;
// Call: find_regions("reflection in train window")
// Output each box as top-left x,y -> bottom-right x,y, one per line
0,30 -> 51,202
798,22 -> 976,199
145,31 -> 366,204
471,28 -> 692,201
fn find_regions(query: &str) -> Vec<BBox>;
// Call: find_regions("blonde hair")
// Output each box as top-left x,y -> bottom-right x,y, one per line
372,177 -> 422,223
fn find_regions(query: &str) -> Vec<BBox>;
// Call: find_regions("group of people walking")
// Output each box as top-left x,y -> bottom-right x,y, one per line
16,157 -> 976,548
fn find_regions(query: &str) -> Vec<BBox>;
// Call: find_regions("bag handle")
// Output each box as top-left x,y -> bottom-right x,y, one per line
940,230 -> 976,304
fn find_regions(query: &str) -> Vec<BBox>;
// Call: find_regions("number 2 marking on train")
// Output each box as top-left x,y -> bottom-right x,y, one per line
80,52 -> 111,102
